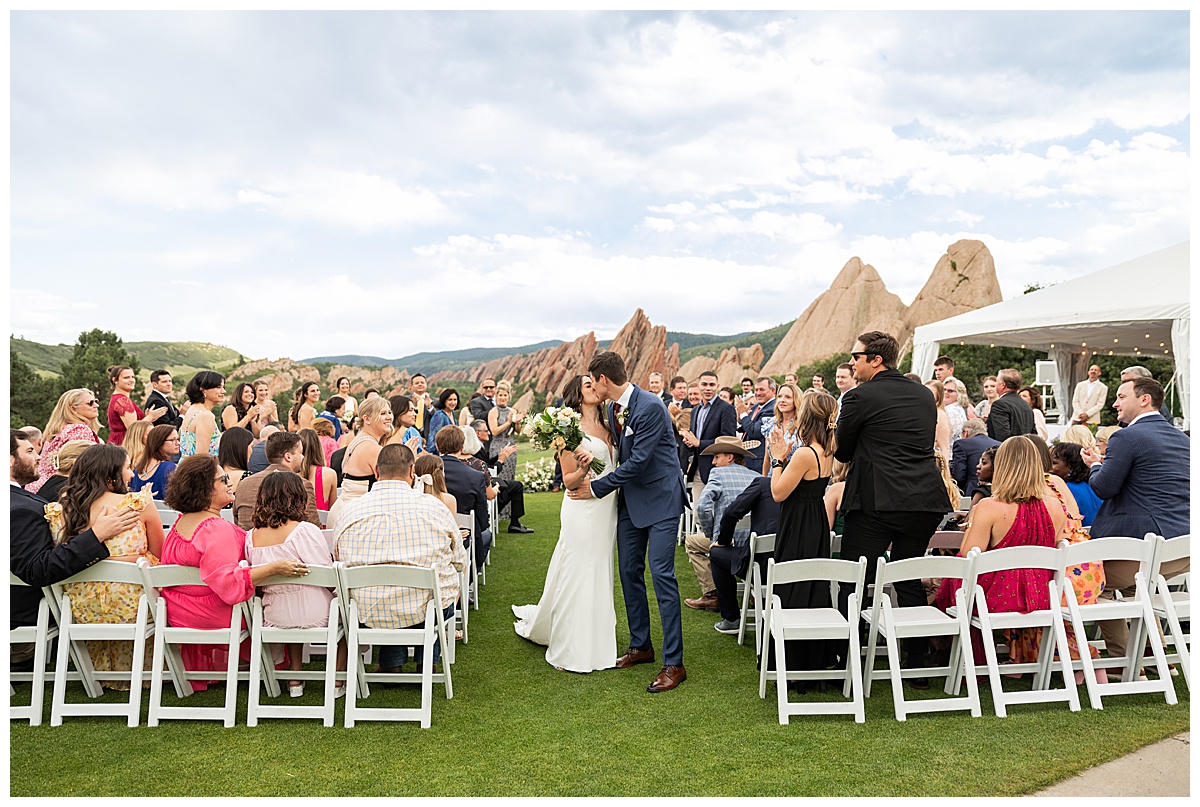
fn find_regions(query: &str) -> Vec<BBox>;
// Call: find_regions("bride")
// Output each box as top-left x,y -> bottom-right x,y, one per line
512,374 -> 618,672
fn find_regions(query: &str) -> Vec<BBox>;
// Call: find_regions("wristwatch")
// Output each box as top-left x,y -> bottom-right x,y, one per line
770,457 -> 787,469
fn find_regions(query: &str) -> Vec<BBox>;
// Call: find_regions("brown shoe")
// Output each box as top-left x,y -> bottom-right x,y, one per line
615,647 -> 655,669
684,594 -> 719,612
647,665 -> 686,693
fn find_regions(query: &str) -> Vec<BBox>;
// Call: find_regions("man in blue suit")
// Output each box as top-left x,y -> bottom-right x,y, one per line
950,419 -> 1000,497
683,370 -> 738,498
1082,376 -> 1190,661
570,351 -> 689,693
734,376 -> 776,471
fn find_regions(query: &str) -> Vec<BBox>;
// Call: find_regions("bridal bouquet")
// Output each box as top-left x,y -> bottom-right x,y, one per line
522,406 -> 606,475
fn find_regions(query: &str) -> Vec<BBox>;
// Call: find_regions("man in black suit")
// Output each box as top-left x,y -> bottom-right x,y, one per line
9,430 -> 138,666
663,376 -> 689,471
470,420 -> 534,533
986,368 -> 1036,442
709,474 -> 782,635
467,378 -> 497,423
950,419 -> 1001,497
835,331 -> 950,674
142,370 -> 183,429
436,425 -> 491,571
682,370 -> 737,499
733,376 -> 776,471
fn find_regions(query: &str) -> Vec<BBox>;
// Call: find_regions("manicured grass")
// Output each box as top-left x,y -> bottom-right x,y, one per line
9,490 -> 1189,796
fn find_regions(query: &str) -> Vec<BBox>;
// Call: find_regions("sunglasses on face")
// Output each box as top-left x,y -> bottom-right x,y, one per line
850,352 -> 875,361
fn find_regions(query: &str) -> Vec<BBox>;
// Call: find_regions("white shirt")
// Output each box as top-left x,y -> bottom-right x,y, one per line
1126,410 -> 1157,428
614,383 -> 634,410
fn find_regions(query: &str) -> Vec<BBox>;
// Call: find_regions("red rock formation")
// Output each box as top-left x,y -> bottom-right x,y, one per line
678,345 -> 764,388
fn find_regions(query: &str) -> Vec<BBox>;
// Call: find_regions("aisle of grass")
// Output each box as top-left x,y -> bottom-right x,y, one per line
9,489 -> 1189,796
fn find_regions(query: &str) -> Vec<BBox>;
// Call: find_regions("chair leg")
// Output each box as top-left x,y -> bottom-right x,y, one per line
127,602 -> 149,727
222,624 -> 240,728
883,620 -> 906,721
737,572 -> 752,647
420,620 -> 434,729
1161,604 -> 1191,688
847,611 -> 866,724
148,608 -> 167,727
976,597 -> 1007,718
344,621 -> 359,729
247,619 -> 263,728
49,607 -> 73,727
28,615 -> 50,727
863,612 -> 881,698
1048,594 -> 1081,712
1140,599 -> 1178,705
773,621 -> 790,725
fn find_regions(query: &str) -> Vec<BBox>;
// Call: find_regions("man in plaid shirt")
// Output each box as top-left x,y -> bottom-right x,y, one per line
334,444 -> 467,671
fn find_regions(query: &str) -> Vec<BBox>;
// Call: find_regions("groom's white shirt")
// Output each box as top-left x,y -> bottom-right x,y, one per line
614,383 -> 634,410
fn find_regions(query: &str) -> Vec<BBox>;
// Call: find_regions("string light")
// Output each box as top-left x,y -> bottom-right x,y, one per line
1020,344 -> 1026,349
1113,338 -> 1119,343
1160,342 -> 1165,347
1145,333 -> 1151,339
1081,342 -> 1087,347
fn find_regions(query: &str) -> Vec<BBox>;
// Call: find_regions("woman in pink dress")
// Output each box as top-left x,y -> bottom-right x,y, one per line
244,472 -> 344,697
29,389 -> 103,494
159,455 -> 303,690
936,437 -> 1070,668
106,365 -> 166,446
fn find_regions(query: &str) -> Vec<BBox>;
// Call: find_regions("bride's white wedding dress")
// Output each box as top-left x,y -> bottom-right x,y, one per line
513,432 -> 618,672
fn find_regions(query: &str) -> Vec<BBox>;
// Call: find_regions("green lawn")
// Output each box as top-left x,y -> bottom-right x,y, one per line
9,488 -> 1189,797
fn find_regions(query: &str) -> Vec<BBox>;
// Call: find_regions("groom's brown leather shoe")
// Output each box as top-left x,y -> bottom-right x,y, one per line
647,665 -> 686,693
615,647 -> 655,668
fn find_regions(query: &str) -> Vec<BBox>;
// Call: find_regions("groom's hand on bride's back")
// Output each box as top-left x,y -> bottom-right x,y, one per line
567,483 -> 594,500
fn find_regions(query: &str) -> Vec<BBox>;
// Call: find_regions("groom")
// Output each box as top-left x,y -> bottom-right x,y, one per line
570,351 -> 689,692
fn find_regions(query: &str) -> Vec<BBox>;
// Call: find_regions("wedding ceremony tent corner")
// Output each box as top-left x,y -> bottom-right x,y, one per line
911,241 -> 1190,429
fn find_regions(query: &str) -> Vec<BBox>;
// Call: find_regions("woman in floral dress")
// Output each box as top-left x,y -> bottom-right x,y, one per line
50,444 -> 164,690
28,389 -> 103,494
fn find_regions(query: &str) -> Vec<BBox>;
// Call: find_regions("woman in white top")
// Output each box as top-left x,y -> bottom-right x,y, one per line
924,380 -> 952,462
1018,386 -> 1049,441
942,376 -> 970,446
335,377 -> 357,429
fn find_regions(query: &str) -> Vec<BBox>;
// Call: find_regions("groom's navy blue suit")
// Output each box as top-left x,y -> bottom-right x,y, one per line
590,384 -> 689,666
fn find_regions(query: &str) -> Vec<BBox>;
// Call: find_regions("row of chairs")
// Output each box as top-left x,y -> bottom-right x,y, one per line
11,558 -> 456,728
741,531 -> 1189,724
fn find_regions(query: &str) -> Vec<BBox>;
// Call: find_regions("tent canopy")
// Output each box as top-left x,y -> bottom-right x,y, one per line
912,242 -> 1189,426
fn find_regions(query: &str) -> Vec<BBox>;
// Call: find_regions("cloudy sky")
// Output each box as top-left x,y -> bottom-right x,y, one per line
9,10 -> 1190,362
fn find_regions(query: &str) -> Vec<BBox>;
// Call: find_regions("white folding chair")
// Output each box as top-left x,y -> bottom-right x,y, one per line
949,545 -> 1080,717
316,509 -> 330,528
1149,533 -> 1191,688
9,576 -> 58,725
157,506 -> 182,530
1058,535 -> 1177,709
246,565 -> 344,726
455,511 -> 479,610
487,468 -> 499,558
861,554 -> 981,720
220,509 -> 236,524
48,560 -> 157,727
336,562 -> 454,728
757,556 -> 868,724
138,560 -> 265,727
737,532 -> 776,649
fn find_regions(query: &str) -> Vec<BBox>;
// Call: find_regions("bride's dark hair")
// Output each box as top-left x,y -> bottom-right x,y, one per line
562,375 -> 606,430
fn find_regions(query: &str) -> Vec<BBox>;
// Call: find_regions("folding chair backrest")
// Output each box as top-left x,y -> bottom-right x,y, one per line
51,559 -> 146,593
339,562 -> 438,592
959,496 -> 973,511
877,553 -> 972,587
1155,533 -> 1190,565
749,532 -> 776,557
316,509 -> 330,527
970,544 -> 1062,577
138,562 -> 204,617
320,528 -> 335,552
1059,535 -> 1156,569
769,557 -> 865,587
255,565 -> 341,590
455,511 -> 474,535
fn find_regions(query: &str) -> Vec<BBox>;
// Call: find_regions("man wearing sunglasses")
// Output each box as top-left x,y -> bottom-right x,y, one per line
468,378 -> 498,424
835,331 -> 950,682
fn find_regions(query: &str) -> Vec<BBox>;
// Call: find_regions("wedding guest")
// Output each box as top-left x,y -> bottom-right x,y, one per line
785,373 -> 799,387
468,378 -> 498,422
29,389 -> 103,494
709,473 -> 782,635
1094,425 -> 1119,458
385,394 -> 424,451
971,445 -> 998,509
409,373 -> 433,437
143,370 -> 183,429
327,397 -> 392,529
244,471 -> 344,698
217,426 -> 255,496
682,370 -> 738,501
316,396 -> 346,441
942,376 -> 970,445
222,383 -> 264,438
734,376 -> 776,470
233,431 -> 321,531
52,444 -> 164,689
288,381 -> 320,433
298,428 -> 337,513
335,377 -> 357,428
106,365 -> 166,446
10,430 -> 139,665
161,455 -> 299,688
426,388 -> 460,455
1049,442 -> 1103,526
310,417 -> 340,465
1059,424 -> 1097,450
933,356 -> 955,382
253,380 -> 281,428
687,383 -> 701,407
468,421 -> 533,533
1019,386 -> 1049,440
122,420 -> 153,474
975,376 -> 999,419
414,452 -> 458,516
247,424 -> 280,475
130,425 -> 180,501
759,382 -> 801,475
823,460 -> 850,538
18,427 -> 43,456
363,389 -> 381,400
1071,364 -> 1108,425
437,425 -> 492,571
179,371 -> 225,458
487,385 -> 523,519
649,372 -> 667,399
986,369 -> 1036,442
950,420 -> 1000,501
718,387 -> 736,405
924,380 -> 952,462
35,440 -> 94,505
739,376 -> 755,401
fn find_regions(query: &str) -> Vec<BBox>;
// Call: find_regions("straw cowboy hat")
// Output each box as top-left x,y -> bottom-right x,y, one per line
700,435 -> 761,458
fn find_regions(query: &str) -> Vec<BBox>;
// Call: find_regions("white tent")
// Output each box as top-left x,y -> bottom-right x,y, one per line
911,241 -> 1190,428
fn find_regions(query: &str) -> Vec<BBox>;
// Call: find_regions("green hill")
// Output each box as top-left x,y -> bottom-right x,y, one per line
303,339 -> 567,375
676,321 -> 794,364
11,337 -> 246,381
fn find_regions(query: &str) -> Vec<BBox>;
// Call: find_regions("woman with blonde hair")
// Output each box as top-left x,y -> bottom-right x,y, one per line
764,390 -> 839,683
975,376 -> 999,419
326,396 -> 393,528
34,439 -> 96,504
122,420 -> 153,474
759,382 -> 803,475
1059,424 -> 1096,450
29,389 -> 104,494
1094,425 -> 1119,458
924,380 -> 951,461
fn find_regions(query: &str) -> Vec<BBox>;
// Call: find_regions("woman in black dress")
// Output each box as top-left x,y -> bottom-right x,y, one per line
762,391 -> 839,690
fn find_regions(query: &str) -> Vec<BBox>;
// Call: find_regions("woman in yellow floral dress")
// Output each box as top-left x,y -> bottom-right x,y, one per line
49,444 -> 165,690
